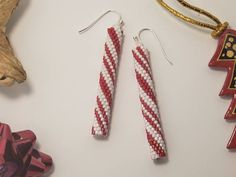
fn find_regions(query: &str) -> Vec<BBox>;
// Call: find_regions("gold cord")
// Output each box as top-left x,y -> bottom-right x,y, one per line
156,0 -> 229,38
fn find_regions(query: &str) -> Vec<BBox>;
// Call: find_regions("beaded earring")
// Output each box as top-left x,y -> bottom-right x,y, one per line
132,28 -> 172,159
79,10 -> 124,137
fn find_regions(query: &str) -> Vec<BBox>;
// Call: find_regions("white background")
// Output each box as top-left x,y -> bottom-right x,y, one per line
1,0 -> 236,176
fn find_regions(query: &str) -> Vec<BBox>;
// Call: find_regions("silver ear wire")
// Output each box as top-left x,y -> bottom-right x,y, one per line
134,28 -> 173,65
79,10 -> 123,34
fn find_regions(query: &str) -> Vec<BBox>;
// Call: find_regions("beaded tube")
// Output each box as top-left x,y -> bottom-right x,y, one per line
132,42 -> 167,159
91,24 -> 123,136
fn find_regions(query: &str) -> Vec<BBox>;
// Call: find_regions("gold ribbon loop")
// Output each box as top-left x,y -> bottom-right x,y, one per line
156,0 -> 228,38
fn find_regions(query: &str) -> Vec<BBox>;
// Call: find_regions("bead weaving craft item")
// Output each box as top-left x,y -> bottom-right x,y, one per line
132,29 -> 171,159
0,0 -> 27,86
156,0 -> 236,149
79,10 -> 124,137
0,123 -> 52,177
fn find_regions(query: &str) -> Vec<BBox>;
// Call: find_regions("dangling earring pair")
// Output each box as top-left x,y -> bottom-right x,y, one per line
79,10 -> 172,160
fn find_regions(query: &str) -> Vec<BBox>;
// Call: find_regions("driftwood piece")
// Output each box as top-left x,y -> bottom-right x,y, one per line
0,0 -> 26,86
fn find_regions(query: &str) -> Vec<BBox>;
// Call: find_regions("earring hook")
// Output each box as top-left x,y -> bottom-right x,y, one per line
133,28 -> 173,65
79,10 -> 123,34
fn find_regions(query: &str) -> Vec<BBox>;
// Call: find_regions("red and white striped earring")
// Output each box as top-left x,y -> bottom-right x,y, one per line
79,10 -> 124,137
132,28 -> 172,160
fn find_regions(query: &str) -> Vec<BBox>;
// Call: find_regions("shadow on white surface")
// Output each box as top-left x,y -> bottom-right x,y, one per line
44,165 -> 55,177
94,135 -> 110,141
153,157 -> 169,165
6,0 -> 31,35
0,81 -> 32,98
228,149 -> 236,153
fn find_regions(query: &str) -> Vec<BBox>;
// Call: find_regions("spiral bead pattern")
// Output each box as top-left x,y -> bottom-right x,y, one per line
91,24 -> 123,136
132,43 -> 167,159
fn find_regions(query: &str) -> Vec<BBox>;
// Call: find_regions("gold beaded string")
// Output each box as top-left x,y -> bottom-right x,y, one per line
156,0 -> 229,38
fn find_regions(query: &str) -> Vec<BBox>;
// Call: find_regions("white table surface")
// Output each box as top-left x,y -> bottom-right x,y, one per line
1,0 -> 236,176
